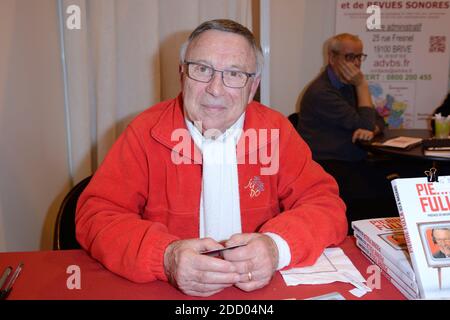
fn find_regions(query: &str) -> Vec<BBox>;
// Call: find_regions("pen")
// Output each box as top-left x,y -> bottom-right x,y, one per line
0,266 -> 12,290
0,262 -> 23,300
200,243 -> 246,256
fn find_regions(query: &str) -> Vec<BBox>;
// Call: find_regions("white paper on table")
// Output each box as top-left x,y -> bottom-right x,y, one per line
280,248 -> 367,287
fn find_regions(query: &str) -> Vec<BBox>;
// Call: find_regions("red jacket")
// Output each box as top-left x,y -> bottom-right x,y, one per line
76,94 -> 347,283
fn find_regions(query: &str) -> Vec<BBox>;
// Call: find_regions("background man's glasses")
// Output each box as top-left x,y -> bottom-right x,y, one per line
340,53 -> 368,62
435,239 -> 450,244
184,61 -> 255,88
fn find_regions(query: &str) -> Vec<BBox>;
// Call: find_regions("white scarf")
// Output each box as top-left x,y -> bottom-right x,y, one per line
186,114 -> 244,242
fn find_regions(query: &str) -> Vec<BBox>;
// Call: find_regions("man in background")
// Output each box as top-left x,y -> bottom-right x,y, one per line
297,33 -> 394,226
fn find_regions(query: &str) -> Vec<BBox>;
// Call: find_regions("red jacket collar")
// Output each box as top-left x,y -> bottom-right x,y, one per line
150,93 -> 278,162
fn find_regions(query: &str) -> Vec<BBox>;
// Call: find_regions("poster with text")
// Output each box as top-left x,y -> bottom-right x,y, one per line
336,0 -> 450,129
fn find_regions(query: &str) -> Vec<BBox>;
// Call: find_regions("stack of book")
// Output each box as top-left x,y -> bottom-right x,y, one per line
352,217 -> 420,299
422,138 -> 450,158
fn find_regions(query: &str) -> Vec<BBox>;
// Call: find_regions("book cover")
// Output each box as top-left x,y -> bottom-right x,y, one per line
351,217 -> 416,280
355,233 -> 419,293
392,176 -> 450,299
372,136 -> 423,149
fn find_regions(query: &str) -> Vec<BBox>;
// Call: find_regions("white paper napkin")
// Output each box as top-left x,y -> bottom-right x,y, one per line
280,248 -> 368,288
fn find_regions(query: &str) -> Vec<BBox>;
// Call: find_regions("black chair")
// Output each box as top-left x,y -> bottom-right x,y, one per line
288,112 -> 299,128
53,175 -> 92,250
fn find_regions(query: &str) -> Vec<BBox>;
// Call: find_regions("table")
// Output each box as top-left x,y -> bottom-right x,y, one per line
356,129 -> 450,182
359,129 -> 442,161
0,237 -> 405,300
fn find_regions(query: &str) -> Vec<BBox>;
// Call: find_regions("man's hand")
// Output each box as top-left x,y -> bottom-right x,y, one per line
336,60 -> 365,86
164,238 -> 240,297
336,60 -> 373,107
352,128 -> 374,143
222,233 -> 278,292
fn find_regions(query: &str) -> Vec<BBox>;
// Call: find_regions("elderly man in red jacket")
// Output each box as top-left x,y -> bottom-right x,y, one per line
76,19 -> 347,297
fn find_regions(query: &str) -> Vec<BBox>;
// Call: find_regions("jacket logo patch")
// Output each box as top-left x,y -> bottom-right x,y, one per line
244,176 -> 265,198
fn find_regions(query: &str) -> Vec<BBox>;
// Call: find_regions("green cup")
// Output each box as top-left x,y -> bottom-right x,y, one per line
435,118 -> 450,139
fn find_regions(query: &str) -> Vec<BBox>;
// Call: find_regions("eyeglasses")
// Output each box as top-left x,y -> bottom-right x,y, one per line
184,61 -> 255,89
334,52 -> 368,62
435,238 -> 450,244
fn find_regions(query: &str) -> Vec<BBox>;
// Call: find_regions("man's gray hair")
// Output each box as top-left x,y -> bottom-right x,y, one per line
327,33 -> 362,54
179,19 -> 264,76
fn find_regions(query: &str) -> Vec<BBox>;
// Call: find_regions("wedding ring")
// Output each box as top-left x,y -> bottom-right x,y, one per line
247,271 -> 252,282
